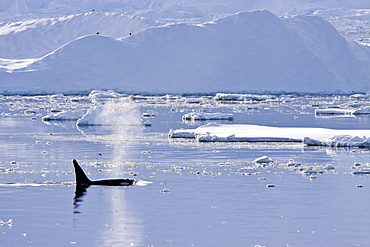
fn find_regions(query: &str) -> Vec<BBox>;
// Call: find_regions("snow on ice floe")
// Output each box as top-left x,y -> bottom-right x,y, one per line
42,110 -> 85,121
88,90 -> 124,99
286,159 -> 301,167
214,93 -> 275,102
315,108 -> 353,116
182,112 -> 234,121
169,123 -> 370,147
304,135 -> 370,148
254,156 -> 273,163
315,107 -> 370,116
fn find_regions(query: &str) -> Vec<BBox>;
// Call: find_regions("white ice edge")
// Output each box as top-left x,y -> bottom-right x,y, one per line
169,123 -> 370,147
182,112 -> 234,121
315,108 -> 370,116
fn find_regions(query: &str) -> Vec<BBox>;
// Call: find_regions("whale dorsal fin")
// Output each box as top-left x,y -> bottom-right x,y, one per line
73,159 -> 92,186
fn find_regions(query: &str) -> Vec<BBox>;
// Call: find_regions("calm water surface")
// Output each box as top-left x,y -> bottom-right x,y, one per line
1,95 -> 370,246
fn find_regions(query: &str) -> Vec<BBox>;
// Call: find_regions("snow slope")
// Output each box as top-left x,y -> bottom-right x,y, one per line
0,12 -> 157,59
1,10 -> 370,94
2,0 -> 370,22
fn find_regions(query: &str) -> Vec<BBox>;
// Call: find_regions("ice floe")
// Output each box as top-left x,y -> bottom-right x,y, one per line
315,107 -> 370,116
214,93 -> 275,102
352,169 -> 370,175
286,159 -> 301,167
304,135 -> 370,148
88,90 -> 124,99
169,123 -> 370,147
182,112 -> 234,121
254,156 -> 273,163
0,219 -> 12,226
315,108 -> 353,116
42,110 -> 85,121
323,164 -> 335,170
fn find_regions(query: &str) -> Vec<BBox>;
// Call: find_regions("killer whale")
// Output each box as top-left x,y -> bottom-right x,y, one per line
73,159 -> 135,186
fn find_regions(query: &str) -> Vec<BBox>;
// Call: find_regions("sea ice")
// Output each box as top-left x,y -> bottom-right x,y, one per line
304,135 -> 370,148
182,112 -> 234,121
88,90 -> 124,99
42,110 -> 85,121
254,156 -> 273,163
315,108 -> 370,116
170,123 -> 370,146
214,93 -> 274,101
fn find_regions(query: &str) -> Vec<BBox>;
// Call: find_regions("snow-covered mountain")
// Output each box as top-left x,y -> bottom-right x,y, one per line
1,0 -> 370,94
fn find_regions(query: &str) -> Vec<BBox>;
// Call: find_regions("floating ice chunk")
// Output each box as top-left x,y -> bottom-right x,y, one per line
353,108 -> 370,115
350,94 -> 369,99
315,107 -> 370,116
160,188 -> 170,193
303,137 -> 324,146
142,120 -> 152,127
42,110 -> 84,121
356,184 -> 365,188
353,162 -> 362,167
88,90 -> 123,99
286,159 -> 301,167
258,177 -> 268,180
266,184 -> 276,188
182,112 -> 234,121
24,109 -> 36,115
142,112 -> 156,117
0,219 -> 12,225
50,94 -> 65,100
352,170 -> 370,175
323,164 -> 335,170
168,129 -> 197,138
214,93 -> 274,101
254,156 -> 273,163
304,135 -> 370,148
314,108 -> 353,116
303,167 -> 318,174
185,98 -> 202,104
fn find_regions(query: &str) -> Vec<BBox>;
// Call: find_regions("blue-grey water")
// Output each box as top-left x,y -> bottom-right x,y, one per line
1,95 -> 370,246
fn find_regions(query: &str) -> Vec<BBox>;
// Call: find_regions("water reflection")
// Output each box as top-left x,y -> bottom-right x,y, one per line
72,185 -> 144,246
73,185 -> 89,214
97,188 -> 144,247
